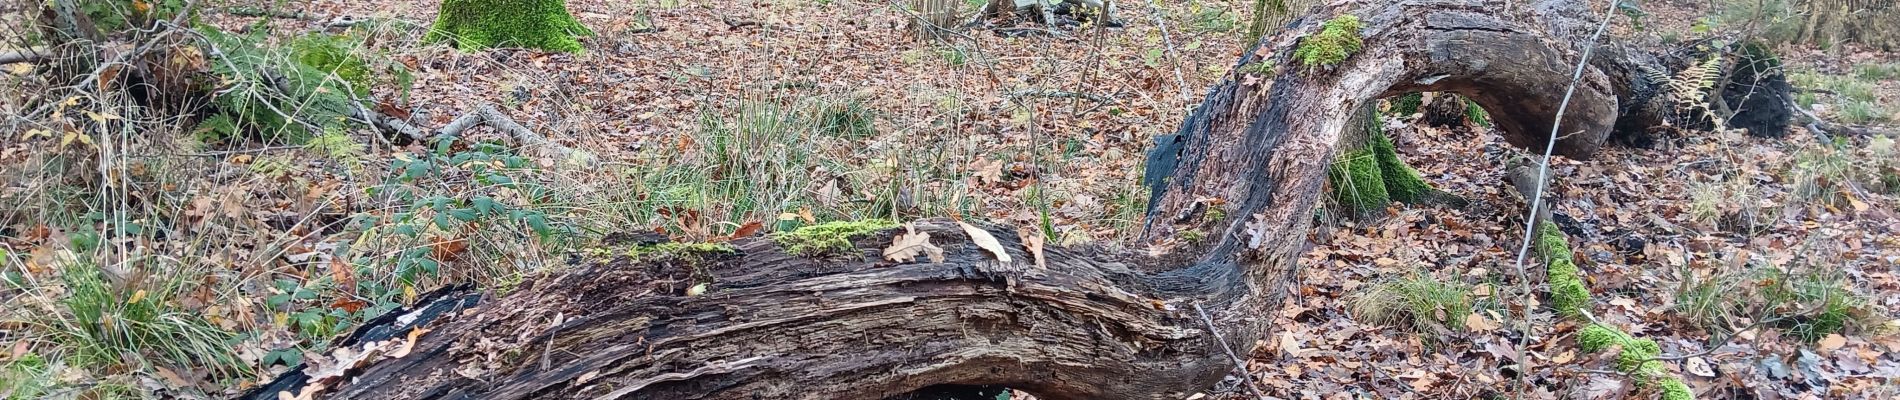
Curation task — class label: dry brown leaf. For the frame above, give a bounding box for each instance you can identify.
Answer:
[958,221,1011,263]
[1819,334,1848,352]
[730,221,764,239]
[385,327,432,359]
[1551,350,1576,364]
[1464,312,1499,332]
[277,381,324,400]
[883,224,944,263]
[1019,228,1046,268]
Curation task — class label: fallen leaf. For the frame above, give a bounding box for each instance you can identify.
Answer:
[1020,228,1046,268]
[1551,350,1576,364]
[958,221,1011,263]
[1686,356,1716,377]
[385,327,431,359]
[1819,333,1848,352]
[154,365,192,388]
[1464,312,1499,332]
[730,221,764,239]
[883,224,944,263]
[277,382,324,400]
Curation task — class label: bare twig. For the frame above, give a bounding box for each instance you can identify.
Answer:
[1139,0,1190,102]
[1194,302,1269,400]
[1008,88,1116,104]
[1508,0,1618,395]
[366,104,596,167]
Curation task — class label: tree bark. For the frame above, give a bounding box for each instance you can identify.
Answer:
[243,1,1709,399]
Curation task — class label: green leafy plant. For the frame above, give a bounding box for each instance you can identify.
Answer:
[195,27,365,143]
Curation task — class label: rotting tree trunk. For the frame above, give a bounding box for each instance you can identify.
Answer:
[244,1,1714,399]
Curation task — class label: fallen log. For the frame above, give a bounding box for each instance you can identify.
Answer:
[239,1,1774,399]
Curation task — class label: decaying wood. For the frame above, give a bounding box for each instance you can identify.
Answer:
[361,104,596,167]
[0,46,51,65]
[243,1,1743,399]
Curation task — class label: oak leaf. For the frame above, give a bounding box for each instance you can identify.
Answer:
[883,224,944,263]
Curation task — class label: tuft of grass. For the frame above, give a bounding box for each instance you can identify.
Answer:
[815,99,877,138]
[1853,62,1900,81]
[1669,259,1880,342]
[1462,99,1491,127]
[1790,145,1855,205]
[1351,270,1473,335]
[1760,269,1876,341]
[1838,101,1890,124]
[8,259,248,388]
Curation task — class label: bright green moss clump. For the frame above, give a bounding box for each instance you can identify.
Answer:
[1579,324,1675,384]
[1369,128,1435,203]
[1540,222,1592,316]
[426,0,595,53]
[1661,379,1694,400]
[1535,222,1574,261]
[1329,150,1390,214]
[1293,15,1364,69]
[1330,107,1452,215]
[770,219,898,256]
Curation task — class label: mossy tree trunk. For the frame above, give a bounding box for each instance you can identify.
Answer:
[241,1,1777,399]
[426,0,593,53]
[1326,104,1460,216]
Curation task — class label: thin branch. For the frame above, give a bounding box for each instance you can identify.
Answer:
[1508,0,1619,395]
[1194,302,1268,400]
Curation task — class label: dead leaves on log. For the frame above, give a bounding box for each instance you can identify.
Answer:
[958,221,1012,263]
[883,224,945,263]
[276,327,430,400]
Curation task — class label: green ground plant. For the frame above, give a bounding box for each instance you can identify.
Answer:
[1350,270,1474,335]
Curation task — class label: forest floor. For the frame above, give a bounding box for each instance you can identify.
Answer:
[2,0,1898,399]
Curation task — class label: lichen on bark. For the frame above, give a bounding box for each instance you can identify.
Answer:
[426,0,594,53]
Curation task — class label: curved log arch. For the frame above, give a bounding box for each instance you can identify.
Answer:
[246,1,1675,399]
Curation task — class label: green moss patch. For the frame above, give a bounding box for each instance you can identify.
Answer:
[1293,15,1364,69]
[770,219,898,256]
[426,0,595,53]
[1329,149,1390,214]
[1330,108,1456,216]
